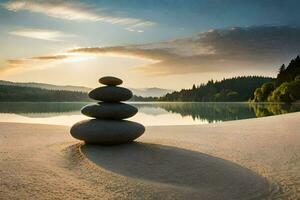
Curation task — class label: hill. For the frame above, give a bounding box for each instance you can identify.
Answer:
[0,85,90,102]
[160,76,274,102]
[0,80,91,92]
[0,80,171,97]
[0,84,163,102]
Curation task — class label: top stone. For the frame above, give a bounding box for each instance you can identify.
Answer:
[99,76,123,86]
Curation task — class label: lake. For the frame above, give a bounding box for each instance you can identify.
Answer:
[0,102,299,126]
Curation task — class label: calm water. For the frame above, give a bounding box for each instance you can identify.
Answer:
[0,102,299,126]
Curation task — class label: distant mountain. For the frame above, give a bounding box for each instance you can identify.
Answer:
[0,85,90,102]
[0,80,172,97]
[0,80,92,92]
[130,87,174,97]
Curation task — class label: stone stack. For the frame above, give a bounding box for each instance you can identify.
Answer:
[70,76,145,144]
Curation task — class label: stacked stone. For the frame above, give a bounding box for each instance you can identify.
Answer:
[70,76,145,144]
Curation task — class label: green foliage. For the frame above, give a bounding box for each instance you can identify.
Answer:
[253,87,263,102]
[261,82,275,95]
[214,90,239,101]
[252,56,300,103]
[268,82,290,102]
[252,82,275,102]
[276,55,300,86]
[160,76,273,102]
[268,81,300,102]
[0,85,90,102]
[130,95,158,101]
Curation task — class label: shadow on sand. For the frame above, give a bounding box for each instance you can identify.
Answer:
[80,142,270,197]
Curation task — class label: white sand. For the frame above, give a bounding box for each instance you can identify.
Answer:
[0,112,299,199]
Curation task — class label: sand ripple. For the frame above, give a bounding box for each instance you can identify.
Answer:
[1,112,299,199]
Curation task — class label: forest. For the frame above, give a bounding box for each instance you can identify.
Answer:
[0,85,90,102]
[159,76,273,102]
[252,56,300,103]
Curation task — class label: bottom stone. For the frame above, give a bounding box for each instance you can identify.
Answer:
[70,119,145,144]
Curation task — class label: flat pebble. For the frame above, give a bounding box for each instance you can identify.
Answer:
[70,119,145,144]
[81,103,137,120]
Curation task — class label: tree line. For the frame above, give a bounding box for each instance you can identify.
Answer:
[0,85,91,102]
[158,76,273,102]
[252,56,300,103]
[0,84,158,102]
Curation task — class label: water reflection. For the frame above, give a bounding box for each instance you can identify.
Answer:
[0,102,299,126]
[0,102,86,116]
[250,103,300,117]
[135,103,255,123]
[134,102,300,123]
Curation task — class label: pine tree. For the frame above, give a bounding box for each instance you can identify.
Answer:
[192,84,196,90]
[279,64,285,74]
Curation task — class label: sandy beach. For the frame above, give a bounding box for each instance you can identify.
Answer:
[0,112,299,199]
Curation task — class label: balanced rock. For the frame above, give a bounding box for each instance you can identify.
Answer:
[70,119,145,144]
[70,76,145,145]
[89,86,132,102]
[99,76,123,86]
[81,102,138,120]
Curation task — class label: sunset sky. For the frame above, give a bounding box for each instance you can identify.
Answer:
[0,0,300,89]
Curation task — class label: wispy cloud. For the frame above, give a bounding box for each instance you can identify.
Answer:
[2,54,67,73]
[2,59,29,73]
[69,46,177,61]
[4,25,300,75]
[30,55,69,60]
[3,0,155,31]
[6,54,70,67]
[68,25,300,75]
[9,28,71,41]
[7,59,24,65]
[3,53,90,73]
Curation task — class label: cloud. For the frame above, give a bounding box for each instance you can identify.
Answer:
[2,54,70,73]
[2,52,98,73]
[68,25,300,75]
[69,46,178,61]
[30,55,69,60]
[1,59,27,73]
[3,25,300,75]
[9,28,70,41]
[7,59,24,65]
[7,54,69,65]
[3,0,155,31]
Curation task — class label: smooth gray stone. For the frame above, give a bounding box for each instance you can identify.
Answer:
[70,119,145,144]
[81,103,138,119]
[89,86,132,102]
[99,76,123,86]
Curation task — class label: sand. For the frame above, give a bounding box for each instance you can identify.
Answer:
[0,112,299,199]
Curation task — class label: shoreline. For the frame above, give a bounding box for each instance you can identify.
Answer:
[1,112,299,199]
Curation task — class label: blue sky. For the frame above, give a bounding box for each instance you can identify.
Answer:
[0,0,300,89]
